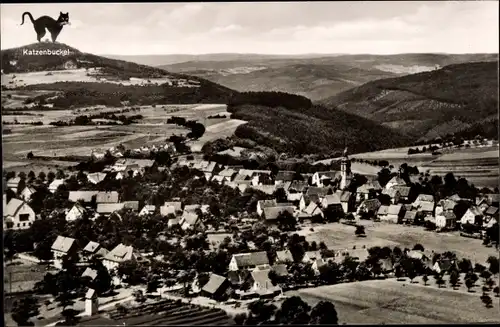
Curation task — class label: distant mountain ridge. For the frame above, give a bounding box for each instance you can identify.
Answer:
[156,53,498,101]
[320,61,499,141]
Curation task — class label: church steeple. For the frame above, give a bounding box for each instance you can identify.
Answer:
[340,147,351,190]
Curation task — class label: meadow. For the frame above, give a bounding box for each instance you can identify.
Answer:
[315,143,499,188]
[296,221,498,265]
[287,277,500,324]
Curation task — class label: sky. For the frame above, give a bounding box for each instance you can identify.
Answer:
[1,1,498,55]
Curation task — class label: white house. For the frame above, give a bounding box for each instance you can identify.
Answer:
[460,206,484,226]
[103,243,136,273]
[49,179,65,193]
[436,212,457,230]
[3,198,36,230]
[256,200,277,216]
[65,203,87,221]
[51,236,77,269]
[249,269,280,295]
[229,252,270,271]
[160,201,183,217]
[384,176,406,191]
[87,172,107,185]
[20,186,36,201]
[180,211,204,231]
[139,205,156,216]
[7,177,21,193]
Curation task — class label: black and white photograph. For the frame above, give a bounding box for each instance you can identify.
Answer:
[1,1,499,325]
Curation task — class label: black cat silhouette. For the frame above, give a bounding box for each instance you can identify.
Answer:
[21,12,70,43]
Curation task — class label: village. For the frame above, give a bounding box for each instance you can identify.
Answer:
[3,138,500,325]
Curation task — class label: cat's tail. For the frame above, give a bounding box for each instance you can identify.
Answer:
[21,12,35,25]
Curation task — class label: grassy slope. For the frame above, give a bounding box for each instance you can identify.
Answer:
[321,61,499,141]
[228,103,413,156]
[1,43,237,106]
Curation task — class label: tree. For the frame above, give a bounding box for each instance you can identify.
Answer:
[59,308,80,326]
[449,270,459,289]
[394,265,404,281]
[465,278,474,292]
[355,225,365,237]
[480,270,492,284]
[413,244,425,251]
[480,294,493,308]
[274,188,288,203]
[275,296,311,325]
[458,258,473,274]
[422,274,429,286]
[11,296,40,326]
[494,286,499,297]
[309,301,338,325]
[246,300,277,325]
[133,290,146,304]
[47,171,56,183]
[487,256,499,275]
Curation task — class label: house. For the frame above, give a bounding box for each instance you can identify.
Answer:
[68,191,99,203]
[377,205,389,221]
[184,204,209,214]
[478,199,490,213]
[250,185,277,195]
[432,259,458,274]
[51,236,77,269]
[82,241,109,260]
[66,203,87,221]
[385,176,406,190]
[289,181,308,193]
[257,200,277,216]
[249,269,280,296]
[416,201,435,218]
[227,270,251,288]
[436,211,457,230]
[435,199,457,216]
[20,186,36,201]
[302,251,323,263]
[485,206,499,219]
[96,191,119,204]
[312,258,327,275]
[229,252,270,271]
[263,206,296,221]
[460,206,484,226]
[336,190,355,212]
[312,171,340,187]
[403,210,418,225]
[49,179,65,193]
[167,217,181,228]
[357,199,382,217]
[287,193,306,210]
[103,244,136,272]
[7,177,21,192]
[3,198,36,230]
[298,202,324,220]
[87,172,107,185]
[307,187,332,200]
[275,171,296,185]
[321,193,344,214]
[218,168,237,182]
[180,211,204,231]
[160,201,183,216]
[139,205,156,216]
[200,273,232,301]
[382,188,401,204]
[382,204,405,224]
[275,250,294,264]
[81,267,98,281]
[393,186,412,202]
[414,194,434,206]
[271,264,289,278]
[356,183,377,202]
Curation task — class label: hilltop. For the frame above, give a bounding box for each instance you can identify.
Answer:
[320,61,499,141]
[1,43,237,106]
[226,92,413,156]
[158,53,498,101]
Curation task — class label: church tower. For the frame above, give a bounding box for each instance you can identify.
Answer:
[340,147,352,190]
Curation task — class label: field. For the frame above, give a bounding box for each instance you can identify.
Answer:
[2,91,243,167]
[4,258,58,294]
[1,69,178,89]
[287,277,500,324]
[315,143,499,188]
[296,221,498,265]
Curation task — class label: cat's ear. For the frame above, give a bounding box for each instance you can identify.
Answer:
[60,11,63,15]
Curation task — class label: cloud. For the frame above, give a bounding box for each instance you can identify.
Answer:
[211,24,243,34]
